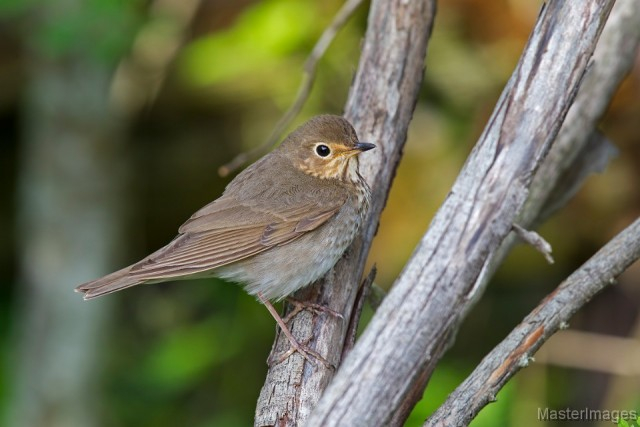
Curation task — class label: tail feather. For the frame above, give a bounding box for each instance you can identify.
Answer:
[75,266,146,300]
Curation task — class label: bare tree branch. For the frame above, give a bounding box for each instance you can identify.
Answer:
[424,2,640,423]
[425,217,640,426]
[307,1,615,425]
[512,224,554,264]
[254,0,437,425]
[342,266,377,358]
[459,0,639,348]
[523,0,640,227]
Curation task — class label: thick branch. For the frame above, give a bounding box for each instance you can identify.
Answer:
[254,0,436,425]
[307,1,615,426]
[523,0,640,226]
[424,2,640,423]
[425,217,640,426]
[464,0,640,326]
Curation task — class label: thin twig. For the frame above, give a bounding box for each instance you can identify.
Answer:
[367,282,386,311]
[110,0,201,117]
[425,217,640,427]
[342,266,377,358]
[218,0,365,177]
[512,223,554,264]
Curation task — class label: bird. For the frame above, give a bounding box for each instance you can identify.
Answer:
[75,114,375,366]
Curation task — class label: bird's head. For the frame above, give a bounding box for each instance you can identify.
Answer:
[281,115,375,182]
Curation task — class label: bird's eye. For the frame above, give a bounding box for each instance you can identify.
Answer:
[315,144,331,157]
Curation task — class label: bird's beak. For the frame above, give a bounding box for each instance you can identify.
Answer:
[354,142,376,152]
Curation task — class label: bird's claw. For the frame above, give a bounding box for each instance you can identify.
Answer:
[267,336,335,370]
[283,297,344,324]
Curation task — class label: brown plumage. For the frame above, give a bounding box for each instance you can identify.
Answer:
[75,115,374,303]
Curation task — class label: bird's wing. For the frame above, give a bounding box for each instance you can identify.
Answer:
[127,191,346,280]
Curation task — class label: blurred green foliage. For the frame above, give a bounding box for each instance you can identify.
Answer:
[103,281,274,427]
[28,0,142,63]
[0,0,36,16]
[181,0,316,86]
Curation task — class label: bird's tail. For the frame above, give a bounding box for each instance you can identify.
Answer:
[75,266,146,300]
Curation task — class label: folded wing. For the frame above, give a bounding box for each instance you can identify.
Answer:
[126,191,346,280]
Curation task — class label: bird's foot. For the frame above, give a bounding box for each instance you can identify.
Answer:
[282,297,344,324]
[259,293,335,369]
[267,336,335,370]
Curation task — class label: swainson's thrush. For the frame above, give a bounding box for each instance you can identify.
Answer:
[75,114,374,365]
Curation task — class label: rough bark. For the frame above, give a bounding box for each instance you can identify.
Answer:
[307,1,615,426]
[254,0,437,425]
[463,0,640,320]
[425,217,640,426]
[424,1,640,423]
[523,0,640,227]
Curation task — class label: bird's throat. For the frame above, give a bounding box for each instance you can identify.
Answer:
[298,156,361,182]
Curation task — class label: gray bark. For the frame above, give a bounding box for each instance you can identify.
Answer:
[307,1,615,426]
[254,0,437,425]
[425,217,640,426]
[425,1,640,423]
[523,0,640,227]
[464,0,640,323]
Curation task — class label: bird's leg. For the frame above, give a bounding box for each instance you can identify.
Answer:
[258,293,334,369]
[282,297,344,324]
[266,336,313,367]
